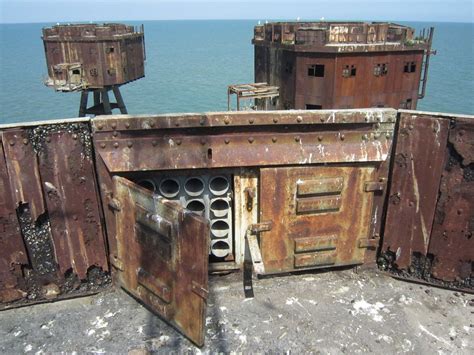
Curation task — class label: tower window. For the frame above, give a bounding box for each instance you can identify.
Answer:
[308,64,325,77]
[404,61,416,73]
[374,63,388,76]
[343,65,357,77]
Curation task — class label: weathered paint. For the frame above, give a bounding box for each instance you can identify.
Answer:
[113,176,209,346]
[381,111,473,289]
[42,24,145,91]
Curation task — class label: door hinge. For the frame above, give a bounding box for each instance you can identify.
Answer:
[191,281,209,300]
[358,236,380,250]
[109,254,124,270]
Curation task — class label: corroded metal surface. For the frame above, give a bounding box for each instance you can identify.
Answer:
[428,117,473,284]
[37,129,108,279]
[113,176,209,346]
[382,113,450,269]
[260,166,380,274]
[381,112,473,289]
[0,134,29,303]
[0,121,110,308]
[42,23,145,91]
[253,22,434,110]
[2,129,47,221]
[92,109,396,173]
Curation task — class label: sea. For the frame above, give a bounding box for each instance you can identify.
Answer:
[0,20,473,124]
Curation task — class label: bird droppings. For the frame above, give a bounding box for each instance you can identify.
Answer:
[0,269,473,353]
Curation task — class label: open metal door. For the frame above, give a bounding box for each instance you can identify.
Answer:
[111,176,209,346]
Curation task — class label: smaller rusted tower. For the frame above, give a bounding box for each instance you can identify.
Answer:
[42,23,145,117]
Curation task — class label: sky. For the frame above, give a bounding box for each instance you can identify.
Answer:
[0,0,473,24]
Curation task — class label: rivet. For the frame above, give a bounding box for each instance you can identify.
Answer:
[224,138,230,144]
[200,139,206,145]
[149,121,155,128]
[320,117,325,122]
[408,124,414,130]
[362,134,368,141]
[175,121,180,127]
[318,135,323,142]
[97,123,103,130]
[248,137,254,143]
[297,116,303,123]
[365,117,370,122]
[23,139,29,145]
[72,134,78,140]
[125,122,130,129]
[376,122,381,129]
[374,132,381,139]
[249,118,254,124]
[111,122,117,129]
[340,134,345,141]
[295,136,301,142]
[386,133,391,139]
[127,141,133,148]
[224,117,230,125]
[73,215,78,221]
[100,143,106,149]
[112,131,118,137]
[272,136,277,143]
[152,140,158,147]
[342,117,347,123]
[409,201,414,207]
[273,117,278,123]
[46,136,51,143]
[200,117,206,126]
[113,142,119,148]
[176,139,182,145]
[9,140,15,146]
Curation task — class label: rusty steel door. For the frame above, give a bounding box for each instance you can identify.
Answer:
[112,176,209,346]
[260,166,378,274]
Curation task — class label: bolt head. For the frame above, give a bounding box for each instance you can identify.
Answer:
[272,137,277,143]
[127,141,133,148]
[249,118,254,124]
[248,137,254,143]
[224,138,230,144]
[113,142,119,148]
[295,136,301,142]
[273,117,278,123]
[152,140,158,147]
[318,135,323,142]
[224,117,230,125]
[297,116,303,123]
[100,143,106,149]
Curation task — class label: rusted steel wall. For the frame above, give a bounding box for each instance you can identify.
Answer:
[380,111,473,289]
[92,109,396,275]
[0,121,109,308]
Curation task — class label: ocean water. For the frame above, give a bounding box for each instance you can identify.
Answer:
[0,20,472,124]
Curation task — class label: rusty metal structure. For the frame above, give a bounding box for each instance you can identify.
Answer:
[227,83,279,111]
[253,22,435,110]
[0,108,472,346]
[42,23,145,116]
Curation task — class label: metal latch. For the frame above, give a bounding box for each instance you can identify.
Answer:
[364,179,387,192]
[245,221,272,275]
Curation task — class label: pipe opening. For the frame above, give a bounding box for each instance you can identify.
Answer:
[159,178,180,198]
[184,177,205,196]
[211,220,229,238]
[210,199,230,217]
[137,179,156,192]
[211,240,230,258]
[186,200,206,215]
[209,176,229,196]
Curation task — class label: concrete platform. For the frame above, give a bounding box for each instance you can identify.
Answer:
[1,269,472,354]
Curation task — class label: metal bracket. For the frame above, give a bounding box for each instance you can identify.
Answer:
[364,179,386,192]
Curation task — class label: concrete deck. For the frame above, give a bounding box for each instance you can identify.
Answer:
[1,269,472,354]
